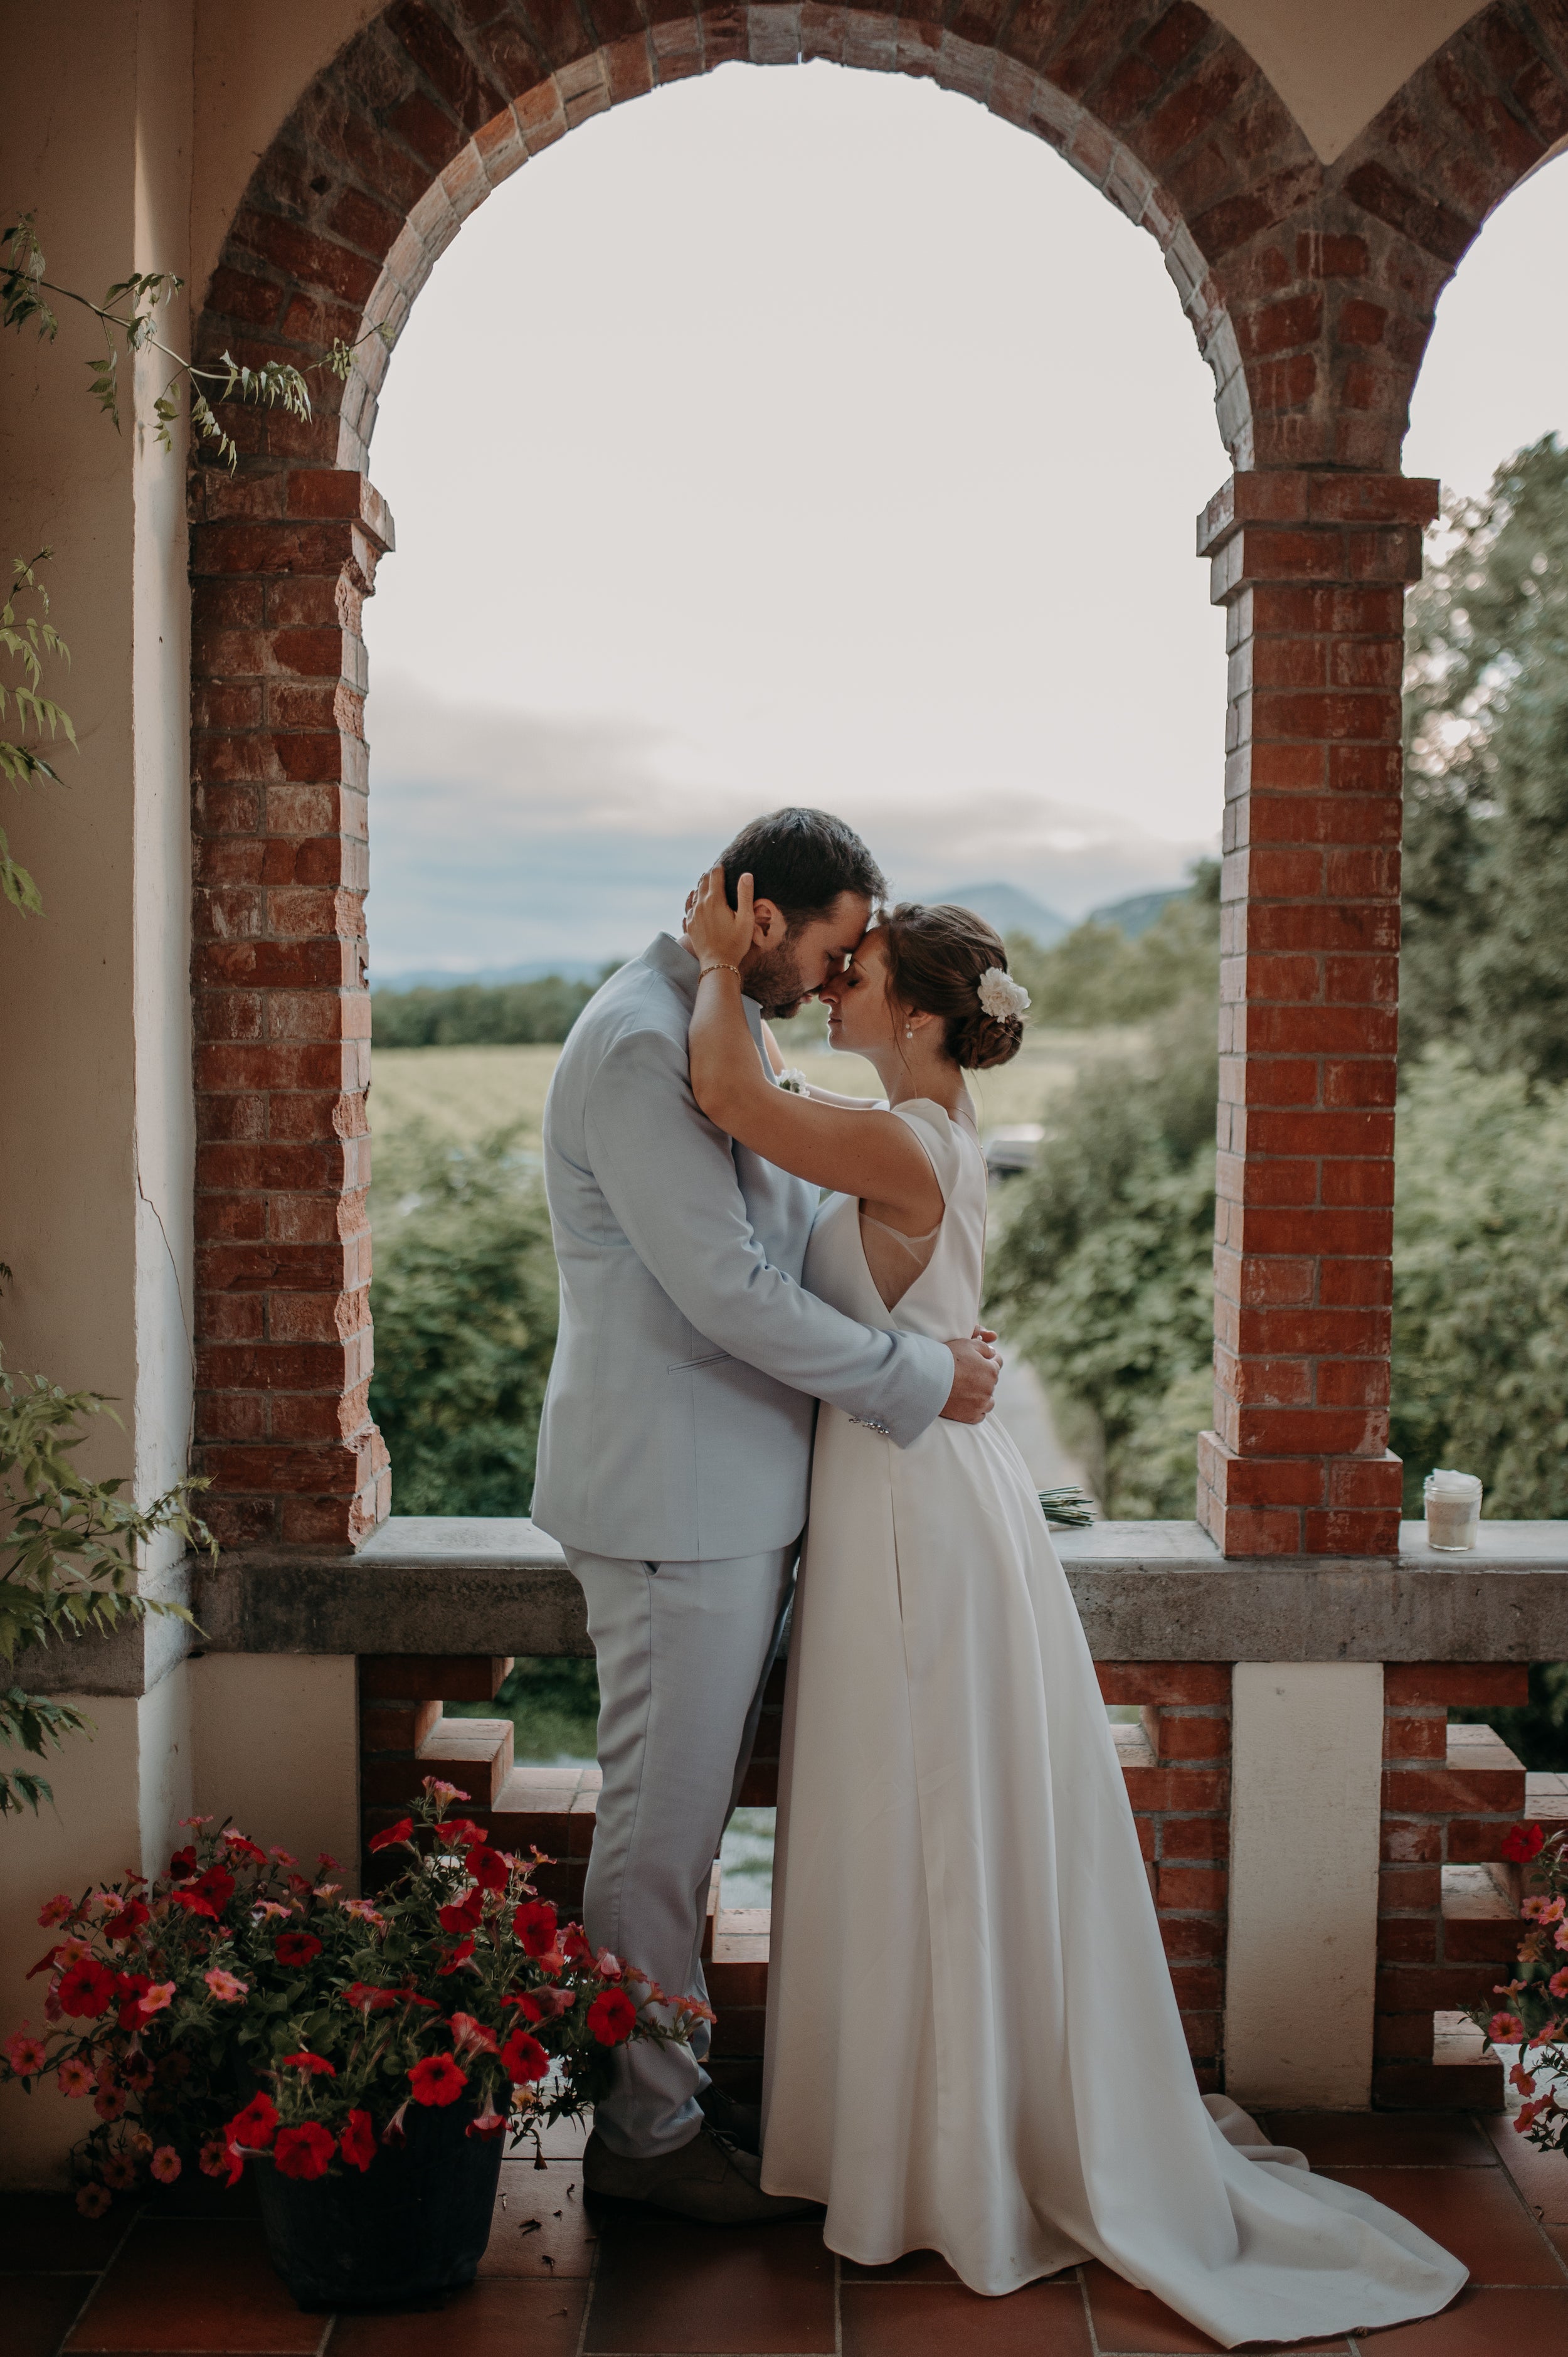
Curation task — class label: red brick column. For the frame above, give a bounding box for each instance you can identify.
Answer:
[1099,1663,1231,2091]
[1196,472,1439,1558]
[191,467,395,1551]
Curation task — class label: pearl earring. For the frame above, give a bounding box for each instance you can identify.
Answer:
[904,1023,914,1040]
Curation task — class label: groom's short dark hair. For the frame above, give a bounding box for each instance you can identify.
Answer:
[719,808,886,927]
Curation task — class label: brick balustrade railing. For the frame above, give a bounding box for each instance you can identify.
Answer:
[355,1638,1549,2107]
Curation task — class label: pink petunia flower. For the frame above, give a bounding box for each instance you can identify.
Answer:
[422,1778,470,1803]
[1489,2011,1527,2045]
[150,2147,181,2184]
[4,2028,47,2076]
[56,2056,95,2097]
[75,2184,111,2218]
[138,1982,176,2019]
[37,1895,75,1929]
[448,2012,499,2058]
[203,1968,249,2003]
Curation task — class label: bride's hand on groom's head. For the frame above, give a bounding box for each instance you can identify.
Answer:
[687,861,755,969]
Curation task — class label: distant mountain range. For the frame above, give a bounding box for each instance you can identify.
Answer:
[932,879,1187,945]
[373,881,1190,990]
[1086,886,1186,939]
[930,881,1070,945]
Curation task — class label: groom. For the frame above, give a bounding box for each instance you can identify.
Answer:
[531,807,1000,2221]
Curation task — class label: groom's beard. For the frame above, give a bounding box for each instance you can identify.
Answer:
[744,939,813,1020]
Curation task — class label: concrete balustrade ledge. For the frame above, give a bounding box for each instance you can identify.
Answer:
[20,1519,1568,1698]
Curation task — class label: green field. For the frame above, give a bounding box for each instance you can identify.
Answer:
[368,1026,1143,1154]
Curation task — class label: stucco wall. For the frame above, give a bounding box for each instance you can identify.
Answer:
[0,1655,358,2188]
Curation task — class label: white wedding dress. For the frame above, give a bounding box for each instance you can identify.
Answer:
[759,1095,1465,2347]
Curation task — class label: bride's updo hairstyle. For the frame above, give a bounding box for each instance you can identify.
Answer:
[877,903,1026,1071]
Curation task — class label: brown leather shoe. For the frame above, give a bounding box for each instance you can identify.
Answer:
[581,2125,820,2223]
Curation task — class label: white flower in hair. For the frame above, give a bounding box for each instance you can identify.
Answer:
[977,967,1030,1021]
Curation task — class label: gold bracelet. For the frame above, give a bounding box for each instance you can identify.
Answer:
[699,961,743,981]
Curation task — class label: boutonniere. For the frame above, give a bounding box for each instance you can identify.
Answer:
[776,1067,807,1095]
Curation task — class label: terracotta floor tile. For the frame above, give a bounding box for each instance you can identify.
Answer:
[1348,2284,1568,2350]
[1481,2113,1568,2225]
[840,2247,961,2282]
[840,2277,1093,2355]
[8,2275,100,2357]
[585,2218,834,2353]
[139,2181,259,2223]
[480,2163,597,2278]
[1321,2168,1561,2286]
[331,2280,586,2357]
[63,2223,324,2353]
[1261,2115,1495,2170]
[0,2194,138,2272]
[528,2113,592,2164]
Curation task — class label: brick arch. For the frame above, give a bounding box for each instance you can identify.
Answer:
[188,0,1568,1558]
[199,2,1293,481]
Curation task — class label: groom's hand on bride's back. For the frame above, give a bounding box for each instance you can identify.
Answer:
[940,1329,1002,1423]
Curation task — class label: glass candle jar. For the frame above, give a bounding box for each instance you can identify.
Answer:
[1424,1470,1483,1551]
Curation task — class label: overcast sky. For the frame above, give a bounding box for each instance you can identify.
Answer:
[363,65,1568,977]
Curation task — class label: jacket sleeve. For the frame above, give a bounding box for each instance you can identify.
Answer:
[581,1023,953,1448]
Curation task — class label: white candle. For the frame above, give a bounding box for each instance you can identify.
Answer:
[1424,1469,1482,1551]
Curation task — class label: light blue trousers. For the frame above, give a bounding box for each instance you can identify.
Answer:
[563,1543,796,2157]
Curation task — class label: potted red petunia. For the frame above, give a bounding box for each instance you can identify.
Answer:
[2,1779,707,2306]
[1470,1820,1568,2155]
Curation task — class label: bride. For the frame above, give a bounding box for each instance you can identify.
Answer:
[681,867,1465,2349]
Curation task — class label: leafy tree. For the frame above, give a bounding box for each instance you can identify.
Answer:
[985,990,1217,1515]
[372,974,599,1048]
[1402,435,1568,1080]
[1004,861,1219,1028]
[368,1124,559,1516]
[1391,1048,1568,1518]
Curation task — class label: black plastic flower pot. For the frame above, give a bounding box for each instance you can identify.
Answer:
[250,2102,506,2309]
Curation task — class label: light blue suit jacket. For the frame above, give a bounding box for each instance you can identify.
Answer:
[531,933,953,1560]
